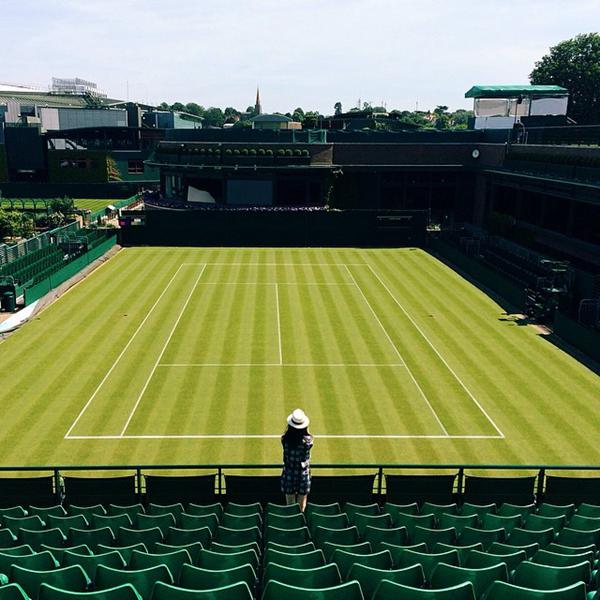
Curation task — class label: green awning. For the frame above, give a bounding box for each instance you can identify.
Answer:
[465,85,568,99]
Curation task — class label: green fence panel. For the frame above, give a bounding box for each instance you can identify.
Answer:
[554,312,600,363]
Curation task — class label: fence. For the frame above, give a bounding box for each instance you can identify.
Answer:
[88,194,142,224]
[0,221,80,267]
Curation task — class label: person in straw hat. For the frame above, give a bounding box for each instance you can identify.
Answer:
[281,408,314,511]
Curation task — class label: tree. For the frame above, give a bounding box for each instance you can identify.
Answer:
[170,102,186,112]
[203,107,225,128]
[50,196,74,214]
[334,102,342,115]
[158,102,170,110]
[530,33,600,124]
[433,105,450,130]
[184,103,204,116]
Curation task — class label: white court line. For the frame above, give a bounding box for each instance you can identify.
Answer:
[119,264,207,436]
[193,282,355,285]
[157,363,406,367]
[364,263,505,438]
[66,434,504,440]
[275,284,283,365]
[344,265,449,437]
[64,262,192,439]
[181,262,368,266]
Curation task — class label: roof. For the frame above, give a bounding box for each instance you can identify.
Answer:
[250,113,292,123]
[465,85,568,99]
[0,91,91,108]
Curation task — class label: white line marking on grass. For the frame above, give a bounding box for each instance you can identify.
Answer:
[64,262,193,439]
[181,262,368,266]
[67,433,503,440]
[275,284,283,365]
[119,264,207,437]
[157,363,406,367]
[364,263,505,439]
[193,282,355,285]
[344,264,449,437]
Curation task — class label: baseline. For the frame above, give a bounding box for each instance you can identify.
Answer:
[66,433,503,440]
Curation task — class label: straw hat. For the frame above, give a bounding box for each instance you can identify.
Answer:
[287,408,310,429]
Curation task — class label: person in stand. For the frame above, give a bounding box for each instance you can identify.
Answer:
[281,408,313,512]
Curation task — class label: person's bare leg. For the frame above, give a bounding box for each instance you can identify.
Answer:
[298,494,308,512]
[285,494,297,506]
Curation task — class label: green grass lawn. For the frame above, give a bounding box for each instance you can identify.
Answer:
[0,247,598,468]
[0,199,122,211]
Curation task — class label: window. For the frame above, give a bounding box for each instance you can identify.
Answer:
[128,160,144,174]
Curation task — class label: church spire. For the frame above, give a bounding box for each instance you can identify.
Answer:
[255,86,262,115]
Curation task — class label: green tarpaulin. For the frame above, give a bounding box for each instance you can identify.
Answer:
[465,85,568,98]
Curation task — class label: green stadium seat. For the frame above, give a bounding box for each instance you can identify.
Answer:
[524,514,566,532]
[0,508,28,518]
[393,513,436,537]
[460,504,496,521]
[354,514,392,537]
[187,504,223,521]
[567,515,600,532]
[422,503,458,520]
[10,564,90,599]
[262,580,363,600]
[96,565,173,600]
[215,526,260,547]
[465,548,525,571]
[264,526,309,546]
[263,562,340,588]
[498,504,536,519]
[379,542,426,565]
[263,548,325,569]
[483,581,586,600]
[363,526,408,549]
[19,528,66,551]
[538,504,576,520]
[117,528,163,551]
[556,528,600,548]
[166,527,211,548]
[546,543,596,556]
[513,560,591,589]
[97,544,148,564]
[89,514,132,534]
[308,513,349,534]
[180,514,219,535]
[509,527,554,548]
[265,513,305,530]
[488,541,539,559]
[68,528,114,551]
[129,549,192,582]
[151,581,252,600]
[481,514,521,533]
[348,563,424,600]
[305,504,342,517]
[108,505,145,521]
[147,504,185,521]
[313,526,359,549]
[0,545,35,557]
[0,584,29,600]
[344,503,379,523]
[224,504,261,517]
[154,543,203,565]
[220,514,261,531]
[459,527,505,550]
[433,544,483,567]
[47,515,89,537]
[197,549,258,572]
[0,529,17,547]
[136,514,176,537]
[28,507,67,520]
[413,526,456,548]
[210,542,260,557]
[394,548,460,581]
[331,549,392,579]
[266,504,302,517]
[63,550,126,580]
[0,550,58,575]
[372,580,475,600]
[531,548,595,568]
[323,542,372,562]
[3,515,45,535]
[575,504,600,519]
[430,563,508,600]
[68,506,107,520]
[438,515,479,536]
[40,546,93,563]
[180,563,256,590]
[39,583,141,600]
[265,541,315,554]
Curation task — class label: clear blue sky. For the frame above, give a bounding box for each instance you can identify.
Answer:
[3,0,598,114]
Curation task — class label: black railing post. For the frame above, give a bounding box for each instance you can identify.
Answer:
[457,467,465,502]
[136,468,143,504]
[54,468,61,504]
[536,468,545,505]
[377,467,384,500]
[218,467,223,499]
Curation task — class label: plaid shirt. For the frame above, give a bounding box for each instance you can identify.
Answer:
[281,436,313,495]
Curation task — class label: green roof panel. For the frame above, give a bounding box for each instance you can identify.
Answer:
[465,85,568,98]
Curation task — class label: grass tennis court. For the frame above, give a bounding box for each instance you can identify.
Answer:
[0,198,122,211]
[1,247,599,467]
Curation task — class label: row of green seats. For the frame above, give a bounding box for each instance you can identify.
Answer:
[0,246,58,277]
